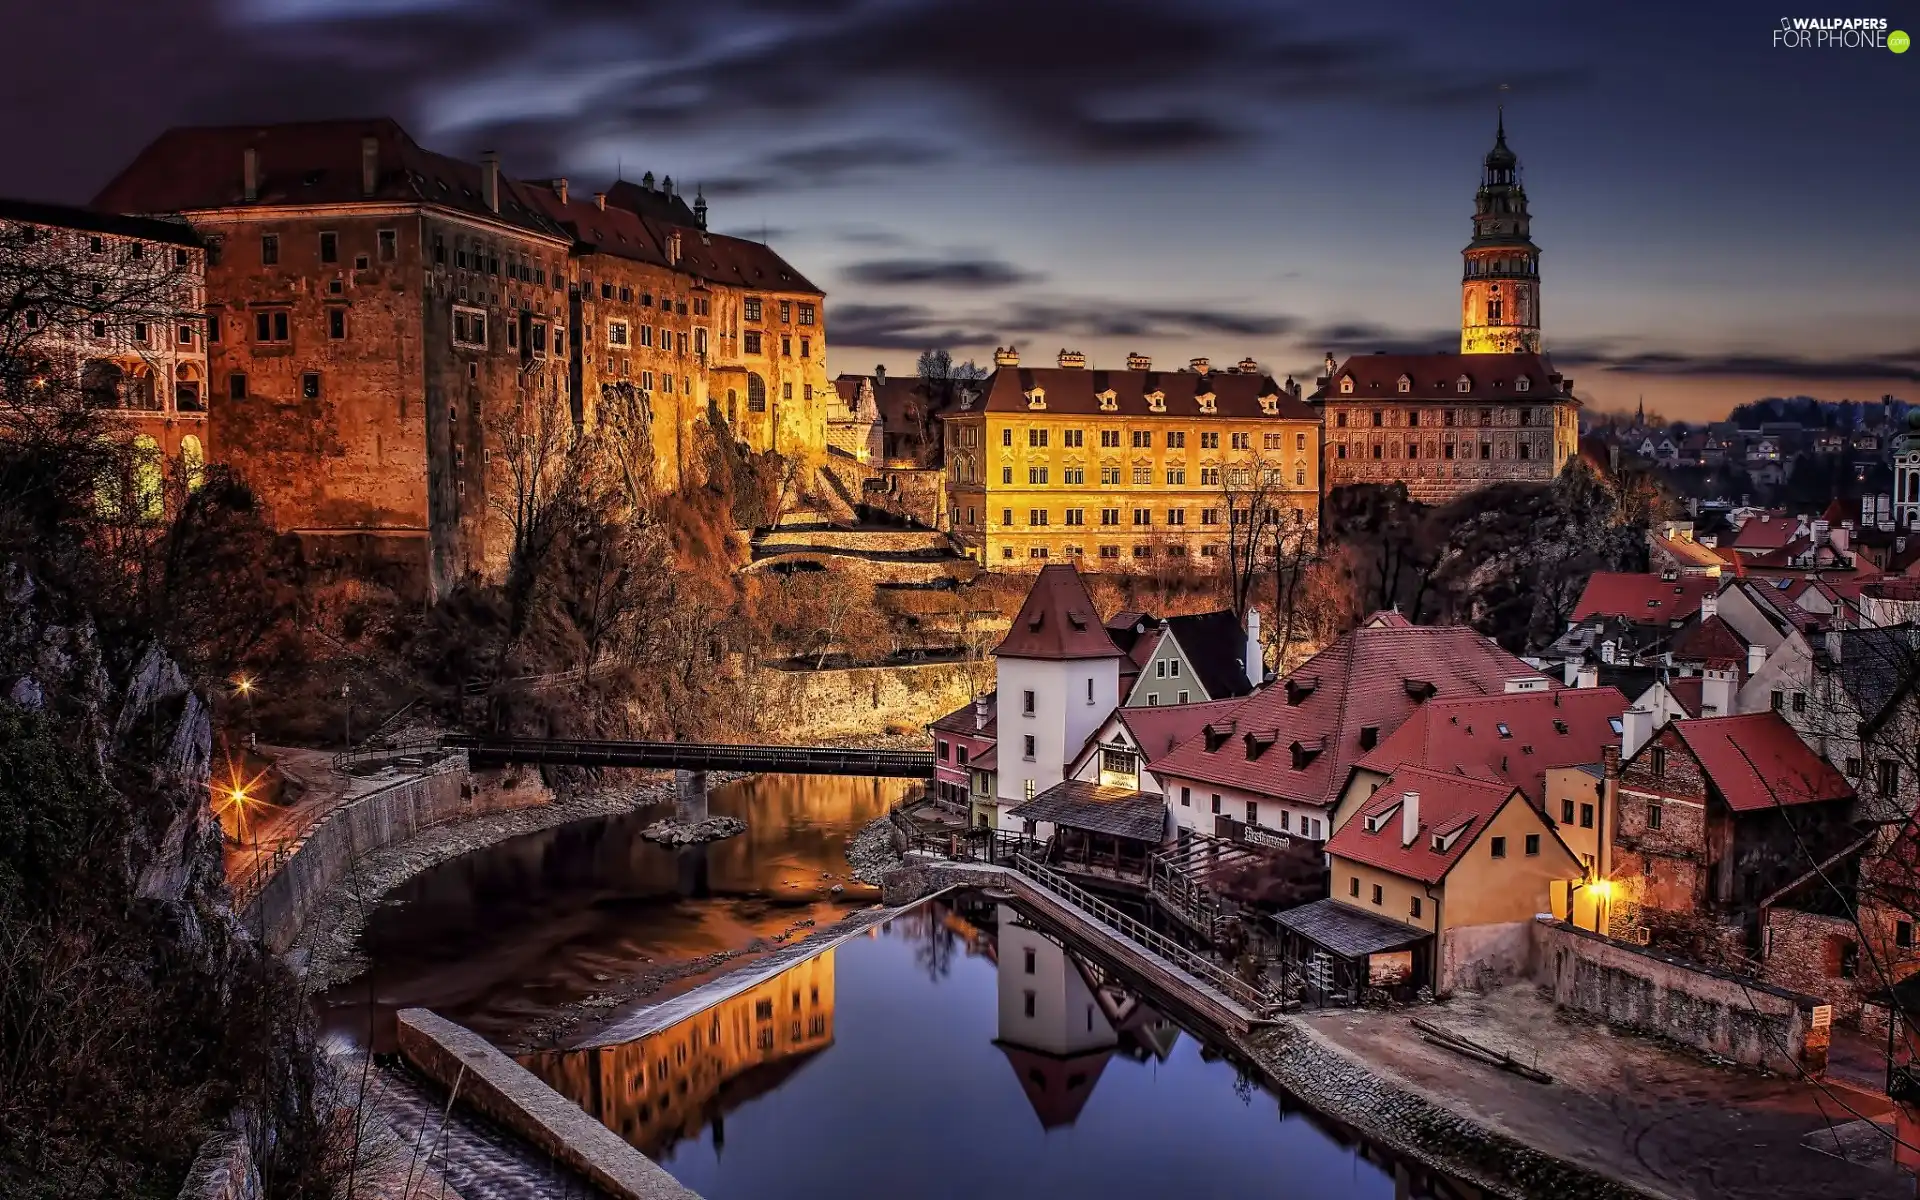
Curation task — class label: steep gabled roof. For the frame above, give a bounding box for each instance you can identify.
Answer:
[1355,687,1628,808]
[1150,623,1554,809]
[994,565,1124,660]
[1570,572,1719,626]
[1325,766,1535,885]
[1727,513,1801,553]
[1666,712,1853,813]
[1113,699,1244,768]
[1163,610,1254,698]
[1670,616,1750,667]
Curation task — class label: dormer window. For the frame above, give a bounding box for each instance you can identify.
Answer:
[1456,375,1472,394]
[1026,388,1046,410]
[1515,375,1531,393]
[1358,725,1379,751]
[1397,374,1411,395]
[1364,801,1402,834]
[1145,390,1166,413]
[1097,389,1118,412]
[1258,394,1279,415]
[1339,376,1354,395]
[1195,391,1216,414]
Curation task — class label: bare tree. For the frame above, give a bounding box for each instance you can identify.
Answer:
[1219,450,1285,619]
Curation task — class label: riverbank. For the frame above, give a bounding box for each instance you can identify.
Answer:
[290,731,928,994]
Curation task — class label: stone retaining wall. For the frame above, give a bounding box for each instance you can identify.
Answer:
[757,659,984,739]
[1533,917,1829,1073]
[396,1008,701,1200]
[244,760,549,953]
[174,1132,259,1200]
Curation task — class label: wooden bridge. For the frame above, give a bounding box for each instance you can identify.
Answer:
[438,735,936,778]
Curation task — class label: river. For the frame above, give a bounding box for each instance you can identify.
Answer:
[318,772,1456,1198]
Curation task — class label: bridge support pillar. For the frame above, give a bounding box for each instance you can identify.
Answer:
[674,769,709,824]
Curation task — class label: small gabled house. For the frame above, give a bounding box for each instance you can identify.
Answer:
[1104,609,1262,708]
[1296,766,1581,995]
[1611,712,1858,928]
[929,692,996,818]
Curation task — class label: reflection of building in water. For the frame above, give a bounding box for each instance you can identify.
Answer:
[522,948,836,1157]
[993,905,1180,1128]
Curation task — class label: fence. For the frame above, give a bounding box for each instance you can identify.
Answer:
[1009,853,1280,1016]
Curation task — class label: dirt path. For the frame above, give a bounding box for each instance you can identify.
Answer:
[1301,986,1908,1200]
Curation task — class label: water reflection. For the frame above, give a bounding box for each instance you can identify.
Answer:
[527,897,1471,1200]
[524,951,838,1158]
[317,773,908,1047]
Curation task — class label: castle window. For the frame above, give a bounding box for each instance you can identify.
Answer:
[228,373,247,400]
[1339,376,1353,394]
[301,372,321,399]
[319,232,338,264]
[1487,296,1503,322]
[606,319,629,347]
[1515,375,1531,393]
[260,234,279,265]
[253,310,290,343]
[1456,376,1472,393]
[327,308,347,340]
[1397,375,1411,394]
[744,331,762,354]
[1335,412,1347,428]
[378,230,397,262]
[1371,410,1382,427]
[747,374,767,413]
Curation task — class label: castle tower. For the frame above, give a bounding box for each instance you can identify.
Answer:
[1895,409,1920,530]
[1460,113,1542,354]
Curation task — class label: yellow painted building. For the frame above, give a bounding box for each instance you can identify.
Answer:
[1323,766,1582,993]
[942,350,1321,569]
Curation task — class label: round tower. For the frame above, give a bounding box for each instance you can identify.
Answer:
[1460,113,1542,354]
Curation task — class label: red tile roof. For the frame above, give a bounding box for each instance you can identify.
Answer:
[1151,623,1554,809]
[1670,616,1750,667]
[1570,573,1719,625]
[1666,712,1854,813]
[1325,766,1529,885]
[1652,534,1730,571]
[956,367,1317,422]
[1115,700,1245,768]
[93,118,571,243]
[994,565,1125,660]
[1728,513,1801,553]
[929,692,996,738]
[1665,676,1706,718]
[1310,352,1576,403]
[1355,687,1628,808]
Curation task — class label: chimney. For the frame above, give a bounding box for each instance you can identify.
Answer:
[1746,642,1767,678]
[1244,608,1263,686]
[994,345,1020,368]
[662,175,675,197]
[1126,352,1152,371]
[1575,663,1599,689]
[1700,667,1737,718]
[1700,590,1718,621]
[594,192,607,211]
[1401,790,1420,848]
[1237,356,1260,374]
[974,695,989,731]
[1058,348,1087,369]
[360,136,379,198]
[1825,628,1843,663]
[666,230,682,265]
[1602,743,1621,785]
[1188,357,1210,374]
[1285,375,1302,399]
[552,178,569,205]
[480,151,500,213]
[874,363,887,387]
[1622,706,1654,757]
[242,147,259,203]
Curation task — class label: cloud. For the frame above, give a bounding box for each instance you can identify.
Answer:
[703,136,946,197]
[843,257,1042,288]
[1301,320,1459,355]
[828,303,1001,352]
[996,300,1297,341]
[1552,344,1920,384]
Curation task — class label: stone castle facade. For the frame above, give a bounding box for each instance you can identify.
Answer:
[1313,117,1580,505]
[92,119,830,597]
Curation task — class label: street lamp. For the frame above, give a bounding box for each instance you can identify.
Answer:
[232,675,257,749]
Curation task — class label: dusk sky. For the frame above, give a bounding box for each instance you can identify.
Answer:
[9,0,1916,420]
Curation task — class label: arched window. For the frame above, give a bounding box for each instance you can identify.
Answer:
[1487,294,1503,323]
[1396,375,1411,394]
[747,374,767,413]
[180,434,206,493]
[132,434,163,520]
[82,359,124,408]
[175,364,205,413]
[1339,376,1353,395]
[125,366,158,411]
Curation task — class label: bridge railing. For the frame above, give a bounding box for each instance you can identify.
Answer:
[442,735,935,778]
[1009,853,1279,1017]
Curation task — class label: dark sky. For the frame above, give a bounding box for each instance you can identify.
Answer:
[10,0,1916,419]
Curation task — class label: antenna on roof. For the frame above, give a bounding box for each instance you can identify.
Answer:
[616,155,623,182]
